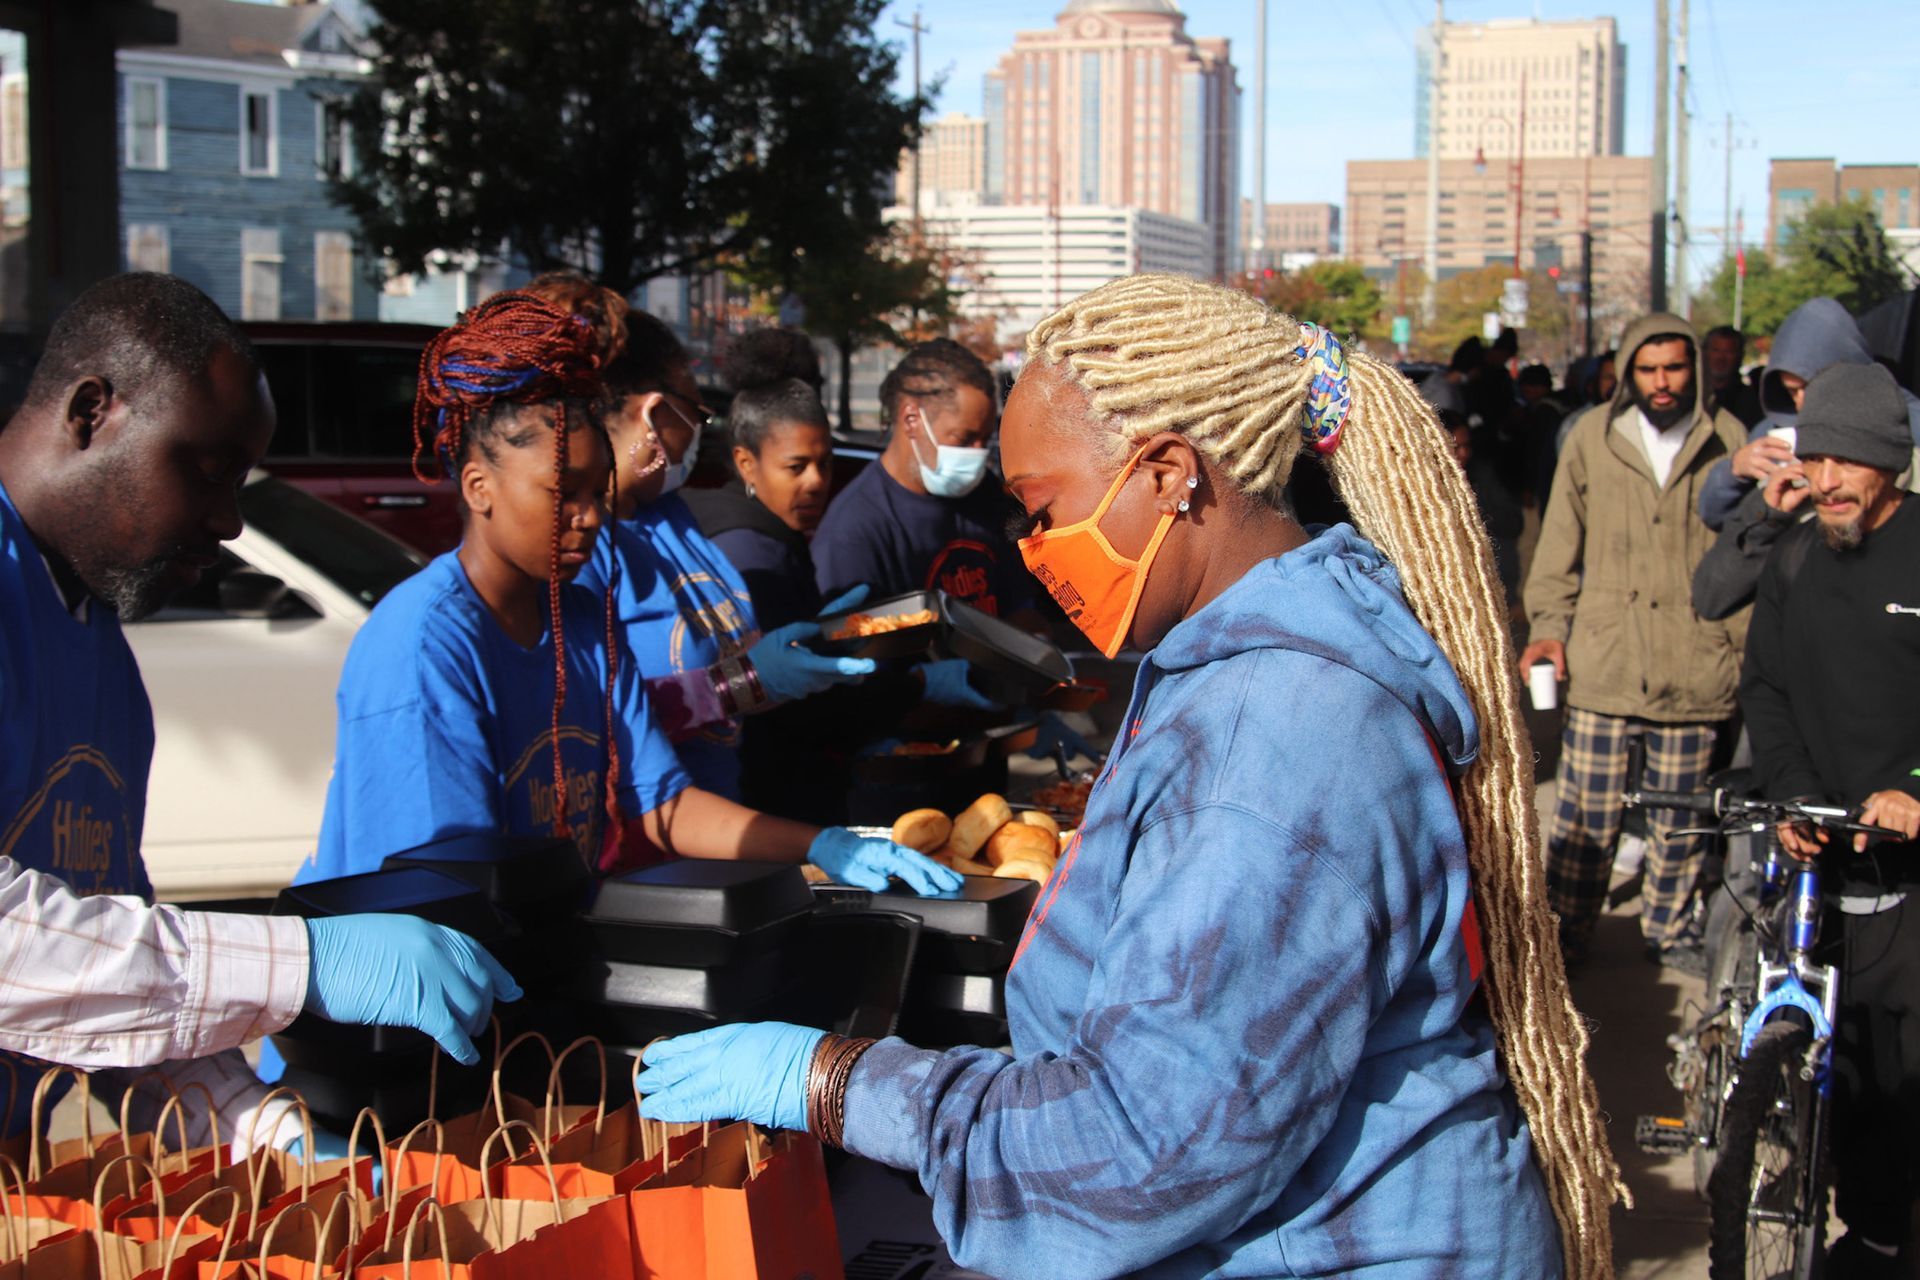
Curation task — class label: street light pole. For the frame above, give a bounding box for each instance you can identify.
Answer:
[1674,0,1690,318]
[1512,69,1526,280]
[1651,0,1669,311]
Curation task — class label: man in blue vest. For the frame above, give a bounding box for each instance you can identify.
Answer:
[0,273,517,1157]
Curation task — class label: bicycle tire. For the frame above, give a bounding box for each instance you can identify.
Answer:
[1708,1020,1829,1280]
[1692,901,1756,1198]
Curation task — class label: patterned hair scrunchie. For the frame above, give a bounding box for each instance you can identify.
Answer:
[1294,321,1352,455]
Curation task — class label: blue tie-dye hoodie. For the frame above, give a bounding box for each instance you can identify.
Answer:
[842,526,1561,1279]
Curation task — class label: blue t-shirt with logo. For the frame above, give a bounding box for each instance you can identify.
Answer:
[811,463,1032,618]
[301,552,691,883]
[573,494,758,800]
[0,478,154,1135]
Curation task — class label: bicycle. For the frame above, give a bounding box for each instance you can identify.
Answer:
[1627,785,1897,1280]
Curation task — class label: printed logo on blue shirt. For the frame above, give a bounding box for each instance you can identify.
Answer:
[504,727,606,856]
[0,744,139,896]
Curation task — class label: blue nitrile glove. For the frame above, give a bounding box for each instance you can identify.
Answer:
[816,585,870,616]
[302,916,523,1066]
[748,623,876,703]
[807,827,963,896]
[288,1126,352,1162]
[634,1022,825,1130]
[916,659,996,710]
[1026,711,1097,765]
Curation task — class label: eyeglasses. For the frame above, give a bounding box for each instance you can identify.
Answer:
[662,391,714,432]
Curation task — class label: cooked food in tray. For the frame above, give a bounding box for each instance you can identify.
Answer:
[825,608,938,641]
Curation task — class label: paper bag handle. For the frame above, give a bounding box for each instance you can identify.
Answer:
[541,1037,607,1141]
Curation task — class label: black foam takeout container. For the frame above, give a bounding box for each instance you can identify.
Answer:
[567,947,801,1044]
[812,876,1038,975]
[934,596,1075,699]
[584,859,813,967]
[382,832,593,929]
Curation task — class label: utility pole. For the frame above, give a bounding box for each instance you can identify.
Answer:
[1582,154,1594,359]
[894,8,929,232]
[1674,0,1690,318]
[1422,0,1443,327]
[1250,0,1267,275]
[1511,69,1527,280]
[1651,0,1669,312]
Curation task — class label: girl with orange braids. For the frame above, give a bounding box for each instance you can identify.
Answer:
[297,292,956,899]
[638,277,1624,1278]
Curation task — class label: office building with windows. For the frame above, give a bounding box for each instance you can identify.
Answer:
[1416,17,1625,162]
[117,0,377,322]
[1768,157,1920,253]
[895,112,990,211]
[982,0,1239,278]
[1239,200,1340,273]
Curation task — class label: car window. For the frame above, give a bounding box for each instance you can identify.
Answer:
[310,345,424,459]
[239,475,427,607]
[256,344,314,458]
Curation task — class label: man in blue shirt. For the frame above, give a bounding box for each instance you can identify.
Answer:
[0,273,514,1153]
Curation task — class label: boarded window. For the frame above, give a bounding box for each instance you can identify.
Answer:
[241,227,282,320]
[314,231,353,321]
[126,223,169,273]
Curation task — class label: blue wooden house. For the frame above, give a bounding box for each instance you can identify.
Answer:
[117,0,378,322]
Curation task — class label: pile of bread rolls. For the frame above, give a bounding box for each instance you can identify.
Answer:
[891,794,1064,884]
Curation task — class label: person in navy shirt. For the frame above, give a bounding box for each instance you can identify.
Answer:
[812,340,1038,626]
[0,274,515,1146]
[302,291,956,900]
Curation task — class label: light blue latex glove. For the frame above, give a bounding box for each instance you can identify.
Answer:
[916,658,996,710]
[634,1022,826,1130]
[749,623,876,703]
[302,916,522,1066]
[1026,711,1098,765]
[807,827,963,896]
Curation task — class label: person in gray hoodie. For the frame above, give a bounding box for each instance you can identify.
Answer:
[1697,297,1920,530]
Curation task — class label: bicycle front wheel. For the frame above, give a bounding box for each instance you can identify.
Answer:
[1707,1020,1829,1280]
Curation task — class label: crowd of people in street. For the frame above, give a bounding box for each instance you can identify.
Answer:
[0,265,1914,1276]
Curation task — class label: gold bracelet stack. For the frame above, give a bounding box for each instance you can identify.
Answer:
[804,1034,878,1149]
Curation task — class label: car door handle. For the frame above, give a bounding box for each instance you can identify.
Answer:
[362,494,428,509]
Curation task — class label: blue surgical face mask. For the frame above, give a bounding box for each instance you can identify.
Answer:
[909,415,989,499]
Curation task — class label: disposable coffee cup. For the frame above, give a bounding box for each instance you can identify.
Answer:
[1528,662,1559,711]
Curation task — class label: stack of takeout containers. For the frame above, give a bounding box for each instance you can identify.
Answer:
[813,877,1037,1049]
[572,860,819,1058]
[268,833,592,1129]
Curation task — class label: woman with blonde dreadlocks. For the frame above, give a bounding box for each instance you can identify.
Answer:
[636,275,1625,1279]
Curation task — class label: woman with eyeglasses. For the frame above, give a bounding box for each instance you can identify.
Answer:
[522,275,881,816]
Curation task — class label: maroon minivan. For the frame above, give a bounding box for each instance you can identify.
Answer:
[247,322,463,554]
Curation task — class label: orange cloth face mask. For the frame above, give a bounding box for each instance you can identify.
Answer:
[1017,444,1177,658]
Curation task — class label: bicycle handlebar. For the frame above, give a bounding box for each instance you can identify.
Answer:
[1623,788,1899,840]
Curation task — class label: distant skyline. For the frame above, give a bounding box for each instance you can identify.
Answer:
[878,0,1920,295]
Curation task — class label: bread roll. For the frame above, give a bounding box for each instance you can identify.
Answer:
[941,849,996,877]
[985,821,1058,868]
[949,793,1013,858]
[1016,809,1061,840]
[992,858,1054,884]
[891,808,952,854]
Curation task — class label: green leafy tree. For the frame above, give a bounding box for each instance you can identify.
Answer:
[331,0,921,296]
[781,227,959,431]
[1242,261,1385,340]
[1692,199,1910,339]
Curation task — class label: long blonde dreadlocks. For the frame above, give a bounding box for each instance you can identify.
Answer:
[1025,273,1628,1280]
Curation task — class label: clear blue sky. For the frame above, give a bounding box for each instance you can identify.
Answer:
[877,0,1920,289]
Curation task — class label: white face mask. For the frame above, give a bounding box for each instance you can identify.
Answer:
[909,415,989,498]
[657,405,704,497]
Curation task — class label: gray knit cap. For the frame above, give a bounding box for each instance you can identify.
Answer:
[1794,362,1912,472]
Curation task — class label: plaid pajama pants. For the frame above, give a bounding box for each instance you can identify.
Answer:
[1546,707,1719,948]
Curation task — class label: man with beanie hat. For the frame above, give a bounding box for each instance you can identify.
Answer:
[1522,313,1748,972]
[1741,360,1920,1277]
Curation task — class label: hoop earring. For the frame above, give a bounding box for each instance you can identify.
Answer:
[628,426,666,481]
[744,481,757,500]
